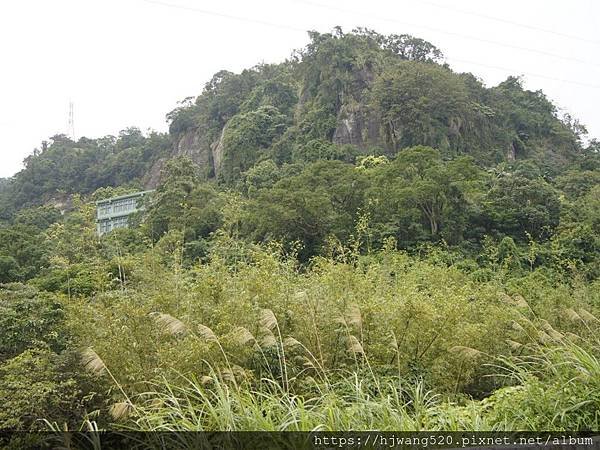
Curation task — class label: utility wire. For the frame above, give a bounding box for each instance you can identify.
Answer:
[416,0,600,45]
[141,0,307,32]
[446,57,600,89]
[139,0,600,89]
[292,0,600,69]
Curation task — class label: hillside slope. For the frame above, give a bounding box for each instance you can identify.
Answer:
[0,28,590,216]
[164,28,584,184]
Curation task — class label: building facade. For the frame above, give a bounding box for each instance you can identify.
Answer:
[96,190,153,235]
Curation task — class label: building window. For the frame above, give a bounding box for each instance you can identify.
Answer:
[99,220,111,234]
[112,197,138,214]
[96,191,152,235]
[112,216,129,229]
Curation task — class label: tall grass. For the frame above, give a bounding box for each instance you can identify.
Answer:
[74,318,599,432]
[62,243,600,432]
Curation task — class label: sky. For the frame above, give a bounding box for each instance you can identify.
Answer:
[0,0,599,177]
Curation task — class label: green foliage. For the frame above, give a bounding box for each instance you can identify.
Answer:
[365,146,482,246]
[0,129,169,212]
[145,157,224,249]
[219,106,288,184]
[47,238,599,432]
[0,256,21,283]
[0,349,101,430]
[0,206,62,282]
[243,160,367,260]
[0,284,104,431]
[0,27,599,434]
[0,284,68,360]
[292,140,359,164]
[243,159,281,195]
[373,62,476,154]
[481,165,560,241]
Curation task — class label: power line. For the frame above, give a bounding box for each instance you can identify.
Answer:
[137,0,600,89]
[140,0,306,32]
[416,0,600,45]
[142,0,599,68]
[446,57,600,89]
[291,0,600,69]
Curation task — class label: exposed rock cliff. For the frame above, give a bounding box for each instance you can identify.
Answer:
[146,125,227,187]
[332,103,383,151]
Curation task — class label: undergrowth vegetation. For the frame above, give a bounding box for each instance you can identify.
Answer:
[1,28,599,438]
[34,232,598,432]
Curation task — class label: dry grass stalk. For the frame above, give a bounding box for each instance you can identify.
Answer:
[259,328,277,348]
[302,356,315,368]
[197,324,218,342]
[81,348,107,376]
[346,304,362,329]
[259,309,278,331]
[513,294,529,309]
[537,330,552,343]
[511,321,525,333]
[449,346,482,359]
[231,364,247,379]
[231,327,256,346]
[347,335,364,355]
[220,368,235,383]
[506,339,523,350]
[109,402,133,421]
[283,336,302,349]
[539,319,564,340]
[578,308,599,323]
[565,332,581,342]
[389,332,399,352]
[564,308,582,322]
[150,312,187,336]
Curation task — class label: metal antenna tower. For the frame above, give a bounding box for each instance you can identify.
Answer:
[68,101,75,139]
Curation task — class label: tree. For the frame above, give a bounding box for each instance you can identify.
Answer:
[219,106,288,184]
[372,62,475,155]
[244,160,367,260]
[145,157,199,239]
[481,166,560,241]
[0,349,101,430]
[367,146,482,245]
[0,284,68,361]
[244,159,282,195]
[0,256,21,283]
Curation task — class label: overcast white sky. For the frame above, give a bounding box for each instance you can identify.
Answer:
[1,0,599,177]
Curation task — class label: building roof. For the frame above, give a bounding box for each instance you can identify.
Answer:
[95,190,155,205]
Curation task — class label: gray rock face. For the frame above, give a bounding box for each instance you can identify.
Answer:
[176,128,213,169]
[331,66,384,152]
[332,103,383,151]
[47,194,73,215]
[146,125,227,187]
[507,142,517,162]
[210,127,226,174]
[144,157,165,189]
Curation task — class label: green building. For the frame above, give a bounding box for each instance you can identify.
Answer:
[96,190,153,235]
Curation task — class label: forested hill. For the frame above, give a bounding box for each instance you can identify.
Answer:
[165,28,587,183]
[1,28,595,217]
[2,29,600,436]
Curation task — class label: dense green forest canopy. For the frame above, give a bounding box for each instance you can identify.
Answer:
[0,29,599,438]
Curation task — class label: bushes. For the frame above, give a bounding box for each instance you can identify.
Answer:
[0,284,106,431]
[485,339,600,430]
[123,332,600,432]
[0,349,101,430]
[0,233,598,431]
